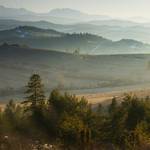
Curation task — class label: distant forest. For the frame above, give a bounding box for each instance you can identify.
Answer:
[0,26,149,55]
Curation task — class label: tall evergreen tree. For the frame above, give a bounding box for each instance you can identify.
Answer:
[108,97,118,114]
[24,74,45,109]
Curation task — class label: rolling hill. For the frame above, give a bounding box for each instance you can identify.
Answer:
[1,19,150,43]
[0,26,150,54]
[2,5,150,43]
[0,19,67,31]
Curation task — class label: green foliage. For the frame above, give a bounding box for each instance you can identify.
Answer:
[3,100,20,130]
[49,90,89,116]
[2,75,150,149]
[24,74,45,109]
[101,94,150,149]
[108,97,118,114]
[59,114,84,145]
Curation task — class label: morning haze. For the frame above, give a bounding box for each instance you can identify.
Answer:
[0,0,150,19]
[1,0,150,149]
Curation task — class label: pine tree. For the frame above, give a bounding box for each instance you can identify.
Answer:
[24,74,45,109]
[108,97,118,114]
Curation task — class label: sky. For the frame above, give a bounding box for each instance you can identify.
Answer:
[0,0,150,18]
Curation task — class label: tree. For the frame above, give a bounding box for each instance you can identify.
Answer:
[59,114,85,146]
[24,74,45,109]
[3,100,22,131]
[96,103,102,114]
[4,100,16,125]
[108,97,118,114]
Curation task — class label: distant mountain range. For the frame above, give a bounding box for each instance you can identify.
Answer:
[2,5,150,25]
[1,19,150,43]
[1,5,150,52]
[0,26,150,55]
[0,6,111,24]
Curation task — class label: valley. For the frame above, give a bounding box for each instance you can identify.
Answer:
[1,44,150,102]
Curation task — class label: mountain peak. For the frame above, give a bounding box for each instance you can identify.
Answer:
[49,8,86,19]
[0,5,34,16]
[50,8,83,15]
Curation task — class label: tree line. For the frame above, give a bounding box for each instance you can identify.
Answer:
[0,74,150,149]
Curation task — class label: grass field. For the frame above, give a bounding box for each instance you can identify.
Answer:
[1,45,150,102]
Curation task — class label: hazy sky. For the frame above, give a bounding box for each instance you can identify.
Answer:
[0,0,150,18]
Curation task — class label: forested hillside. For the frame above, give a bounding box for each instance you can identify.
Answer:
[0,26,150,54]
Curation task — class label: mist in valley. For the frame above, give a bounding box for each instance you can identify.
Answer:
[0,44,150,101]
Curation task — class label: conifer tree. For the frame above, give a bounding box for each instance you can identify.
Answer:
[108,97,117,114]
[24,74,45,109]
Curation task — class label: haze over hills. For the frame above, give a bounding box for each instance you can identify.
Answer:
[2,2,150,148]
[2,5,150,43]
[88,19,140,27]
[0,5,34,16]
[1,5,150,25]
[49,8,111,22]
[0,26,63,38]
[0,26,150,54]
[0,5,111,24]
[1,19,150,43]
[1,43,150,101]
[0,6,150,58]
[0,19,68,32]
